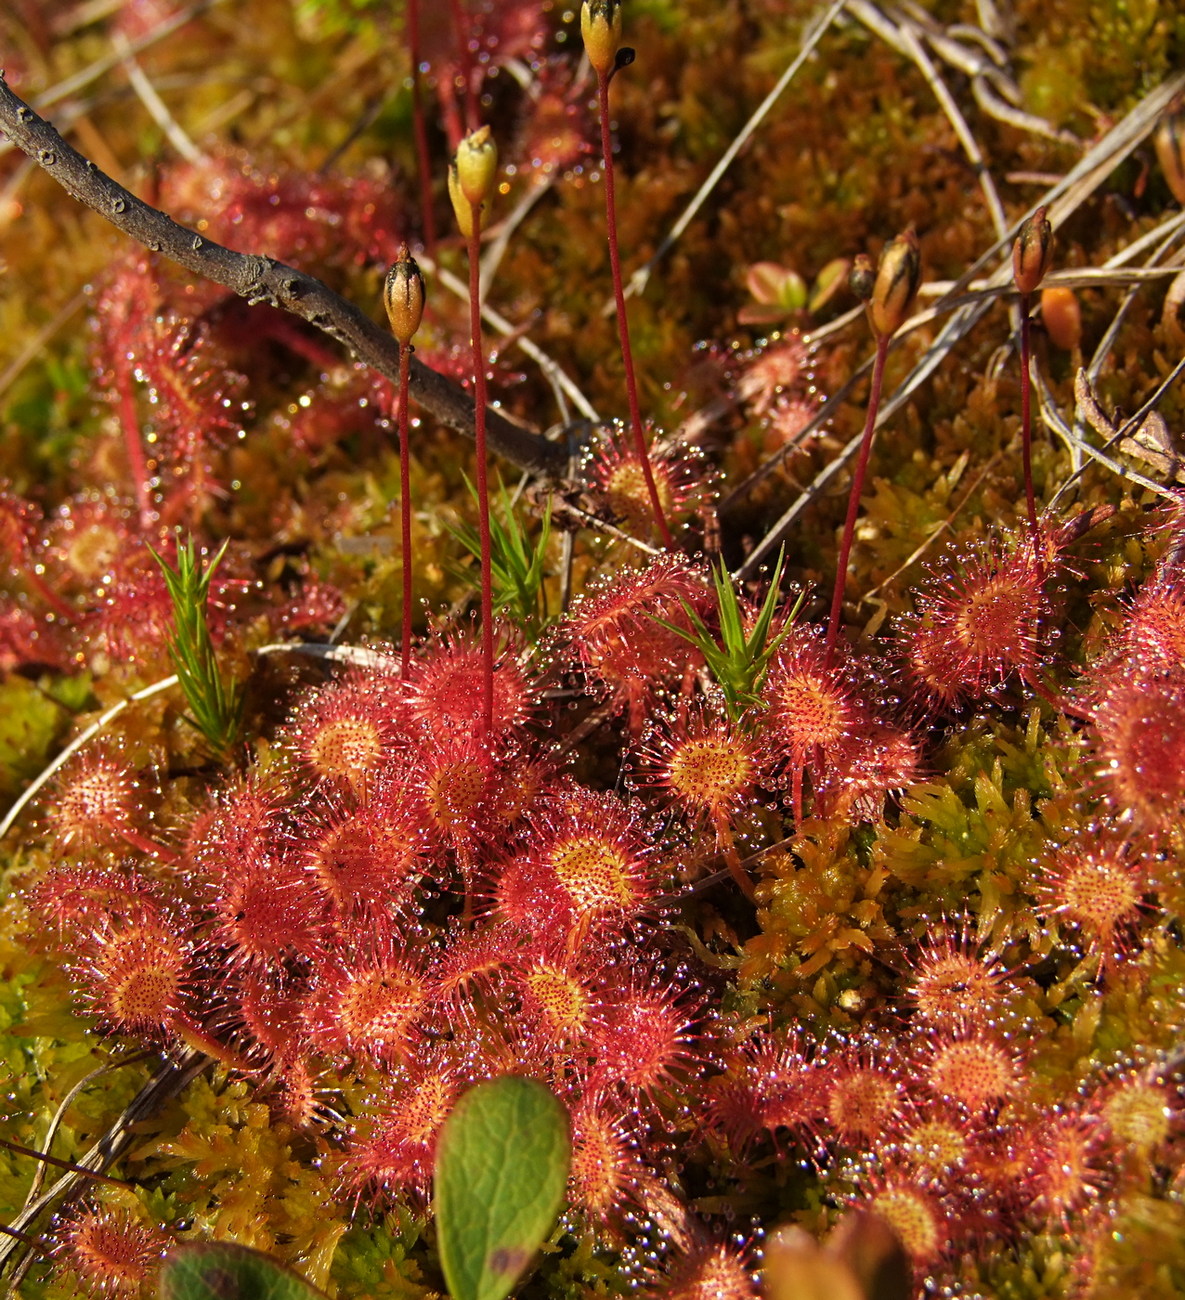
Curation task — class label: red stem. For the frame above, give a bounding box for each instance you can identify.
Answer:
[467,206,494,734]
[115,362,154,531]
[447,0,477,134]
[1019,293,1040,550]
[398,344,414,678]
[596,72,673,548]
[407,0,437,256]
[825,334,890,668]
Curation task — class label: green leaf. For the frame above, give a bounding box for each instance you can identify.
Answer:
[158,1242,330,1300]
[434,1076,570,1300]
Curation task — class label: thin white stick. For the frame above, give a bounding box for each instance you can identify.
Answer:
[114,30,203,163]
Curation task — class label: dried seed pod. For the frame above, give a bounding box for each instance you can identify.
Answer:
[581,0,623,79]
[1013,206,1053,296]
[868,229,920,339]
[1154,109,1185,206]
[384,245,426,348]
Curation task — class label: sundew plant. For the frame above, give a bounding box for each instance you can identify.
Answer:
[1,1,1184,1298]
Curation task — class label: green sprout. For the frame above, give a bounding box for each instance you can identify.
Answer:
[150,537,243,761]
[448,477,553,635]
[652,548,798,721]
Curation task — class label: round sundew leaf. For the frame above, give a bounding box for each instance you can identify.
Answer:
[434,1075,570,1300]
[158,1241,330,1300]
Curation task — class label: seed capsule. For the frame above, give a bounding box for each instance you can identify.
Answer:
[868,230,921,339]
[454,125,498,208]
[1154,110,1185,207]
[1013,206,1053,297]
[384,246,426,348]
[581,0,623,79]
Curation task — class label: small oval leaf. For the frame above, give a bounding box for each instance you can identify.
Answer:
[158,1241,330,1300]
[434,1076,570,1300]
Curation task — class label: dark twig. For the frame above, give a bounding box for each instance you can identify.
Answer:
[0,74,566,481]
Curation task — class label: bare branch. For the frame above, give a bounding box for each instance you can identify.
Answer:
[0,73,568,480]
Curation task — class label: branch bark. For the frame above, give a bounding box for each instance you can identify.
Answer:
[0,73,568,479]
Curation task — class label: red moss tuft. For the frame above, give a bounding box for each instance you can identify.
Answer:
[902,533,1050,708]
[919,1028,1021,1113]
[72,909,193,1039]
[57,1200,168,1298]
[304,935,432,1065]
[1091,665,1185,830]
[406,632,533,741]
[1033,831,1150,969]
[341,1051,467,1202]
[284,670,405,794]
[567,1094,646,1223]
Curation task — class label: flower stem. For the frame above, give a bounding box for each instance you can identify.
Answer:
[466,204,494,734]
[596,70,673,548]
[398,342,414,679]
[407,0,437,257]
[825,334,890,668]
[1019,292,1040,550]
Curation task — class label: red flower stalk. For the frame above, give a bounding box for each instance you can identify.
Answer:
[449,125,500,733]
[1012,206,1053,552]
[586,428,707,540]
[385,247,428,677]
[825,231,921,665]
[581,0,673,547]
[405,0,437,256]
[406,627,534,742]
